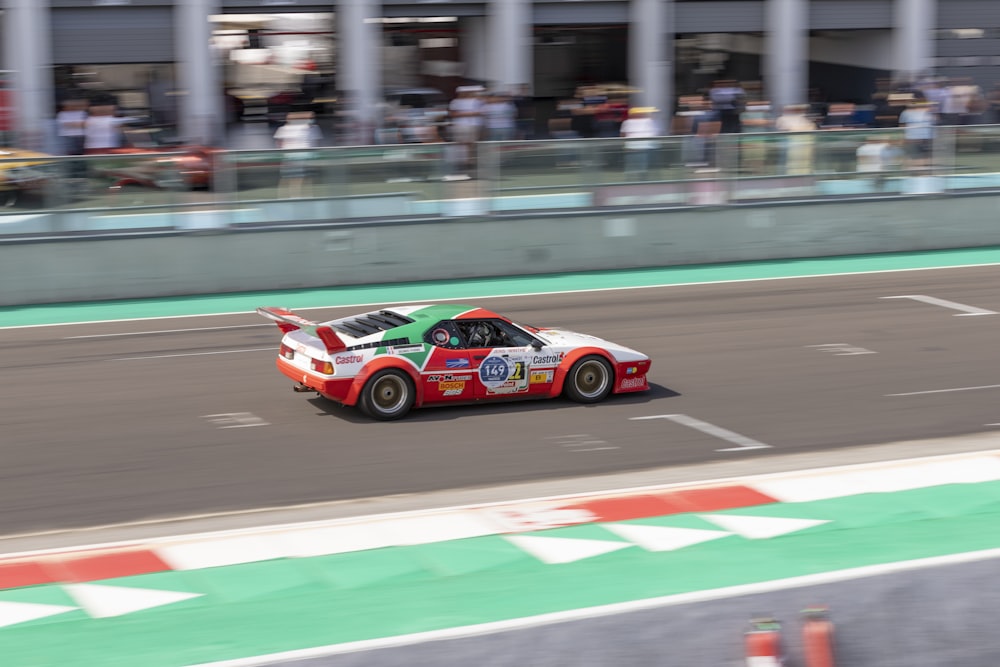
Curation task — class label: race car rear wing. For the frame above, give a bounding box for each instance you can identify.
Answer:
[256,307,347,354]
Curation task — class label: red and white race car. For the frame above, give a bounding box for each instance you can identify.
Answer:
[258,303,651,420]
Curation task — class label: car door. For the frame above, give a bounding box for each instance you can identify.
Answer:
[453,319,537,399]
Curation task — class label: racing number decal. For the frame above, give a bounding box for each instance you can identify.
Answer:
[479,356,510,386]
[479,356,530,395]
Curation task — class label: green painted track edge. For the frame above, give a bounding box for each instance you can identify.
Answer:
[4,246,1000,327]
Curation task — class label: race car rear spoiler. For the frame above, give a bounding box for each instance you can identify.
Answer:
[256,307,347,354]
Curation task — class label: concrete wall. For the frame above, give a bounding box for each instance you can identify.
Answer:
[2,193,998,306]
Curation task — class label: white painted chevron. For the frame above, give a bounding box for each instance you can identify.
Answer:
[604,523,732,551]
[698,514,829,539]
[504,535,632,564]
[0,600,78,628]
[64,584,202,619]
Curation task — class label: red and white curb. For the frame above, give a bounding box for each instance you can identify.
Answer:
[3,450,1000,591]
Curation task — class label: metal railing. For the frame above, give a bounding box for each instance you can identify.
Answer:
[2,125,999,237]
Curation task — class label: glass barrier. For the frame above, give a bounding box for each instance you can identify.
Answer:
[3,125,1000,237]
[0,151,204,235]
[948,124,1000,190]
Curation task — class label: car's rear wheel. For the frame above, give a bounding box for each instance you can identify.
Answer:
[563,355,614,403]
[359,369,415,420]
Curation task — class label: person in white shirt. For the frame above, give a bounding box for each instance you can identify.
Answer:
[83,105,135,153]
[274,110,322,197]
[446,86,483,178]
[620,106,659,179]
[774,104,816,175]
[898,100,935,168]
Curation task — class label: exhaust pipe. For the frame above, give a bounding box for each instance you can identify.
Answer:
[292,383,315,393]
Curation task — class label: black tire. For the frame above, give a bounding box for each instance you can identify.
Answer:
[563,355,614,404]
[358,368,415,420]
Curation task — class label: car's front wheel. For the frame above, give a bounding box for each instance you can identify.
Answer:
[563,355,614,403]
[359,369,415,420]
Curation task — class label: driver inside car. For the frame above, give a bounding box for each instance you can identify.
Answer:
[466,322,493,348]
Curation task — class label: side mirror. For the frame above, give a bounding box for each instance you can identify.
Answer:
[531,341,543,351]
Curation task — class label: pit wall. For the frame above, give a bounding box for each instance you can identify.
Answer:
[2,194,997,307]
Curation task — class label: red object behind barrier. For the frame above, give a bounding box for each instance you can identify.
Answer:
[802,607,836,667]
[745,617,784,666]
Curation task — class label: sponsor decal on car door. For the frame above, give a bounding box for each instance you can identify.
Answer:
[423,347,474,400]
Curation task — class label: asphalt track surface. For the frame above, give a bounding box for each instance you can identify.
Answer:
[3,266,1000,535]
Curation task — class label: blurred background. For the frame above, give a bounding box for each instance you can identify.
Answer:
[1,0,996,152]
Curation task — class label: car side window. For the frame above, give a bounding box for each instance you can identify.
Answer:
[493,320,537,347]
[454,319,528,349]
[424,321,464,349]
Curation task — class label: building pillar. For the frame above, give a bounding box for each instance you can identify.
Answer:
[629,0,672,131]
[176,0,222,145]
[463,16,488,85]
[338,0,382,143]
[2,0,54,151]
[488,0,531,93]
[765,0,808,110]
[894,0,935,83]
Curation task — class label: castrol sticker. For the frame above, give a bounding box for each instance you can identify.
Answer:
[618,376,647,391]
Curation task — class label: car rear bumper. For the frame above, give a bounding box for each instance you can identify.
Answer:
[276,356,354,403]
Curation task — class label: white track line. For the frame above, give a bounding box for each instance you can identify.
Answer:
[886,384,1000,397]
[111,348,275,361]
[631,414,771,452]
[880,294,997,316]
[187,547,1000,666]
[5,261,1000,330]
[65,324,268,339]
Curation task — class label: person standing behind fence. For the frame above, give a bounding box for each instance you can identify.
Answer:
[274,110,322,198]
[709,79,746,134]
[83,104,134,154]
[56,99,88,156]
[594,94,629,138]
[511,84,535,140]
[898,99,935,169]
[447,86,484,178]
[739,101,773,175]
[620,106,658,180]
[774,104,817,175]
[483,91,517,142]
